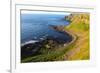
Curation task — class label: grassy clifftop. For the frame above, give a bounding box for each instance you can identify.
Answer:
[63,13,90,60]
[66,13,89,31]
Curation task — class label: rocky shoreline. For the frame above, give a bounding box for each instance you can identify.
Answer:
[21,24,73,60]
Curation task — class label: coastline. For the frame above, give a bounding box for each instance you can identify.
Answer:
[21,25,77,62]
[63,13,90,60]
[21,13,90,62]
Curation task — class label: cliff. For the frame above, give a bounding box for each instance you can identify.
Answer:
[63,13,90,60]
[65,13,90,31]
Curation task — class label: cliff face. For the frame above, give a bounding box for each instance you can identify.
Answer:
[65,13,89,24]
[65,13,90,31]
[51,13,90,34]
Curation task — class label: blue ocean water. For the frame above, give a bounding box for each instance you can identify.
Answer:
[21,12,70,44]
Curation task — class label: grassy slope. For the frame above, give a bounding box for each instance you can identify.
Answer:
[21,34,76,62]
[22,13,90,62]
[64,13,90,60]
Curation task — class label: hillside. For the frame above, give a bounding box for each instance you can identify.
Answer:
[63,13,90,60]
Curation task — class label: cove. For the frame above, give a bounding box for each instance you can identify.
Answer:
[21,11,72,45]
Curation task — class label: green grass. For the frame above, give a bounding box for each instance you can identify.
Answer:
[21,38,76,63]
[21,13,90,62]
[64,13,90,60]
